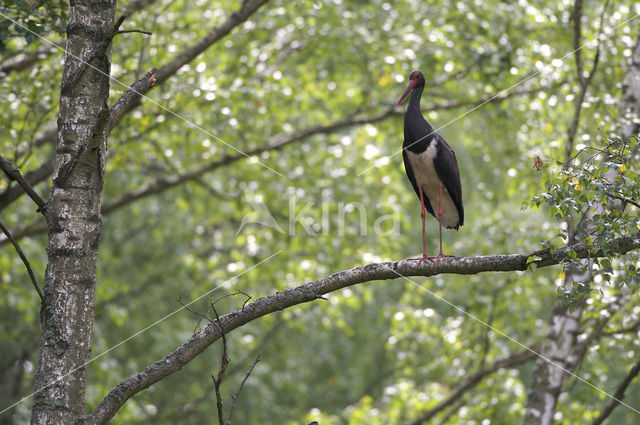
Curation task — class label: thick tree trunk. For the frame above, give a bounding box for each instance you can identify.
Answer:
[30,1,115,423]
[524,34,640,425]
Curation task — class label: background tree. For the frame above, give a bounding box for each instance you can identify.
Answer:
[0,1,639,424]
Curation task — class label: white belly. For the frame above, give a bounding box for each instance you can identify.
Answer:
[407,146,460,229]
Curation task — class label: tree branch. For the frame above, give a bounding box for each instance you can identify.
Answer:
[107,0,269,132]
[590,357,640,425]
[80,231,640,425]
[0,221,44,304]
[0,155,47,213]
[0,45,58,76]
[0,158,53,212]
[102,107,396,213]
[116,29,152,36]
[107,67,158,134]
[404,347,538,425]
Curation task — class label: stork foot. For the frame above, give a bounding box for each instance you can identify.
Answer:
[408,255,439,264]
[408,254,457,264]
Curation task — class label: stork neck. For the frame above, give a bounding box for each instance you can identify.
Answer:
[408,85,424,112]
[403,84,434,151]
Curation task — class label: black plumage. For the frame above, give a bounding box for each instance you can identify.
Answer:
[397,70,464,258]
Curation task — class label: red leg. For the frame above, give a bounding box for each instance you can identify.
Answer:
[419,186,428,260]
[438,185,444,256]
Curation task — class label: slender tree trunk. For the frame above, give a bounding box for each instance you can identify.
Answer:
[523,270,588,425]
[618,35,640,139]
[523,33,640,425]
[30,1,115,423]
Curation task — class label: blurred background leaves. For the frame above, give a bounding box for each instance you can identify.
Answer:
[1,0,639,424]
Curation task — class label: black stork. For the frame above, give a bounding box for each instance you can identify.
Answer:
[396,70,464,260]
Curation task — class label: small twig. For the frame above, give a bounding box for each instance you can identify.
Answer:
[0,221,44,303]
[177,295,212,333]
[112,15,127,37]
[211,303,230,425]
[116,29,152,36]
[590,357,640,425]
[227,353,261,424]
[0,156,47,213]
[212,291,252,310]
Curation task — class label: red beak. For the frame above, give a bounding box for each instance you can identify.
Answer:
[396,79,417,106]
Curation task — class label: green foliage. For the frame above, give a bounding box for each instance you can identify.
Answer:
[1,0,640,424]
[0,0,67,51]
[524,136,639,308]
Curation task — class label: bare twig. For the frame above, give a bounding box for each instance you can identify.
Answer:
[112,15,127,37]
[590,358,640,425]
[228,353,261,424]
[0,155,47,213]
[178,295,213,333]
[211,302,230,425]
[116,29,152,36]
[0,221,44,303]
[211,291,253,310]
